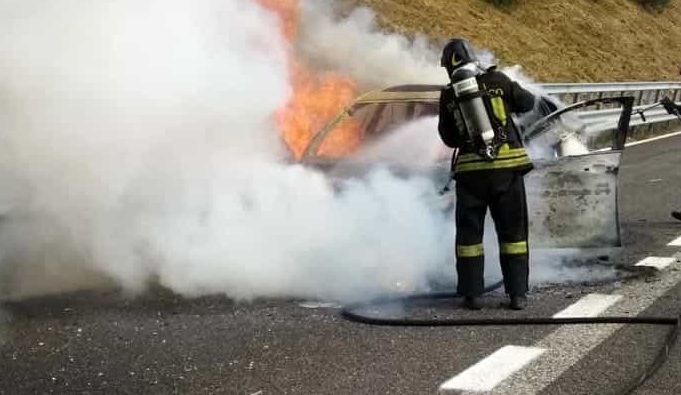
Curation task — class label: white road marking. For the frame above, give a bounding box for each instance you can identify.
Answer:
[593,130,681,153]
[487,258,681,395]
[438,345,545,393]
[297,301,342,309]
[436,132,681,394]
[552,294,622,318]
[624,130,681,147]
[635,256,676,270]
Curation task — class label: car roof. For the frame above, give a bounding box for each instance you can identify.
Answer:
[354,84,444,104]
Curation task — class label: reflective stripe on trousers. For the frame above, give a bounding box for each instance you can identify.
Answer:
[454,170,530,297]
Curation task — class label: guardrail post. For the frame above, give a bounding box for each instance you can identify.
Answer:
[594,91,603,109]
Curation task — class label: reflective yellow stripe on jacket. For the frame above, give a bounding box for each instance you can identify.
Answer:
[455,143,532,174]
[490,96,508,126]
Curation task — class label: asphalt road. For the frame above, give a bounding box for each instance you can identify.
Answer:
[1,133,680,395]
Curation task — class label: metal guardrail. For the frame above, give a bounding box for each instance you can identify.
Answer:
[542,81,681,95]
[537,81,681,134]
[582,107,679,137]
[580,105,678,125]
[541,81,681,107]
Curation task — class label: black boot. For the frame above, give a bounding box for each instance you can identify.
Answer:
[508,294,527,310]
[462,296,482,310]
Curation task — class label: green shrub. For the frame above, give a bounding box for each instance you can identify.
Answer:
[633,0,673,12]
[487,0,518,8]
[485,0,675,12]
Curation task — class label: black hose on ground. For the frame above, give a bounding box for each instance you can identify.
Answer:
[340,279,680,395]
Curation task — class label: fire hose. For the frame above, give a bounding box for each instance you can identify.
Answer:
[341,276,681,395]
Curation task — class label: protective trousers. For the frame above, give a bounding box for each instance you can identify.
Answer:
[455,170,529,297]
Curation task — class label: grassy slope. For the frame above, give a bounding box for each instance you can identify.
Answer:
[350,0,681,82]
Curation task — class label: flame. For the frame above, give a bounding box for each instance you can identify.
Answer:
[256,0,299,40]
[256,0,361,160]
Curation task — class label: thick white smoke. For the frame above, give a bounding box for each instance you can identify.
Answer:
[0,0,617,305]
[298,0,445,88]
[346,117,447,169]
[0,0,454,302]
[294,0,587,160]
[304,1,621,290]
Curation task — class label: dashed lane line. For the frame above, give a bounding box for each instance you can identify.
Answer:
[438,293,623,394]
[438,255,680,395]
[623,131,681,148]
[552,294,622,319]
[594,130,681,152]
[438,293,627,394]
[438,346,546,393]
[668,236,681,247]
[489,237,681,393]
[636,256,677,270]
[487,256,680,395]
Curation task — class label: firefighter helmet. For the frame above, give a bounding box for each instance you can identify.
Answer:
[440,38,478,77]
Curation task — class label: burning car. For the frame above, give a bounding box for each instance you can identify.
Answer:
[299,84,636,251]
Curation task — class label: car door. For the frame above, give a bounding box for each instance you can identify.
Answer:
[522,96,634,249]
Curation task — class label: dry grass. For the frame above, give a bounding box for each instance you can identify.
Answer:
[348,0,681,82]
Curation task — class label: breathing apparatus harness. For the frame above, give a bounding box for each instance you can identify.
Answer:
[448,63,508,161]
[440,37,510,162]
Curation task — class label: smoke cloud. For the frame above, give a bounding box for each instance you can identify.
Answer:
[297,0,445,89]
[0,0,617,305]
[0,0,455,303]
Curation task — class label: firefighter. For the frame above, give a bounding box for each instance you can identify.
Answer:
[437,37,537,310]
